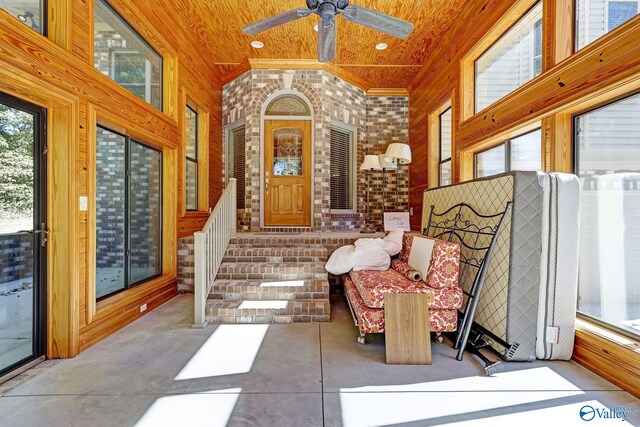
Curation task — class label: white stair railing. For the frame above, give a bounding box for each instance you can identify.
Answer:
[192,178,236,328]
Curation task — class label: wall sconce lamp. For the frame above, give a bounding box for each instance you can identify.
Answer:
[384,143,412,211]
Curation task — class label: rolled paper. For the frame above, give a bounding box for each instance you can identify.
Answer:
[405,270,422,282]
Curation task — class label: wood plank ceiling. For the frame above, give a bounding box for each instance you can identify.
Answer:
[177,0,467,88]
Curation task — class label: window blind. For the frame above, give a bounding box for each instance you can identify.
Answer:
[330,127,353,210]
[231,126,246,209]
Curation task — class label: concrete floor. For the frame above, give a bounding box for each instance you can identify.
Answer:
[0,294,638,427]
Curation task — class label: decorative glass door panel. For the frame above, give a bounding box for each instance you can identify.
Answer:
[0,92,46,379]
[264,121,311,226]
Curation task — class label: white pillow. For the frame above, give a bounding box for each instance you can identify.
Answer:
[381,229,404,256]
[351,238,391,271]
[325,245,356,275]
[407,236,435,281]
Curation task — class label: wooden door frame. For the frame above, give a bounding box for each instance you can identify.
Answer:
[259,90,314,229]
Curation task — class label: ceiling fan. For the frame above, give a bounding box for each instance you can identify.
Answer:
[242,0,414,63]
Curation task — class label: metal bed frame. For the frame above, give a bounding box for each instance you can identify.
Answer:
[424,202,512,375]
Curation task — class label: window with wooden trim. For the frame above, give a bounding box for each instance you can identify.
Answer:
[330,125,355,211]
[475,1,543,112]
[439,107,452,186]
[94,0,162,110]
[576,0,639,50]
[474,128,542,178]
[185,105,198,211]
[574,91,640,339]
[1,0,45,33]
[227,125,246,210]
[95,126,162,300]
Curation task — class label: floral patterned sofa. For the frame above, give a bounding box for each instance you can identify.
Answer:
[343,234,463,344]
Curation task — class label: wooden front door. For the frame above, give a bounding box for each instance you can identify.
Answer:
[264,120,312,226]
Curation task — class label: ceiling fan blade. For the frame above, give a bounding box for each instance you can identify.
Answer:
[243,9,312,35]
[342,5,414,39]
[318,20,336,63]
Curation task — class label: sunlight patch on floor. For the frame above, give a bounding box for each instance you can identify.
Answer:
[340,368,584,427]
[135,389,241,427]
[238,301,288,309]
[175,325,268,380]
[260,280,305,287]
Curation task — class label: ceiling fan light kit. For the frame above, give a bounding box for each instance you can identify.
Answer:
[243,0,414,62]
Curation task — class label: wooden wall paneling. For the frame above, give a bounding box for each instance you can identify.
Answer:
[85,104,98,325]
[81,277,177,352]
[177,88,187,217]
[48,0,72,50]
[544,0,574,70]
[573,323,640,399]
[163,148,178,277]
[48,104,80,359]
[164,56,180,122]
[366,88,410,97]
[71,0,92,64]
[549,112,573,173]
[1,0,222,356]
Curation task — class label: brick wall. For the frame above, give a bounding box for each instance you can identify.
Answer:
[0,234,32,283]
[177,235,194,293]
[221,69,409,232]
[365,96,410,230]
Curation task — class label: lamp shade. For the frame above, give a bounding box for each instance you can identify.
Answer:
[384,143,412,165]
[360,154,382,171]
[378,154,397,170]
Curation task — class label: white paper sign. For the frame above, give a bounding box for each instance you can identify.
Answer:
[384,212,411,232]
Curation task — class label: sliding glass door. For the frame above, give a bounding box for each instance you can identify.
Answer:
[96,126,162,300]
[0,92,46,378]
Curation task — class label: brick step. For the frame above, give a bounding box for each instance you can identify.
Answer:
[216,262,328,281]
[222,246,328,263]
[229,236,327,248]
[209,279,329,301]
[205,299,330,324]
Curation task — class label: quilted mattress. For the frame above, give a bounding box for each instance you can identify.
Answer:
[422,171,580,361]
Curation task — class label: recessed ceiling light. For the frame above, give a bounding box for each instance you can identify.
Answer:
[251,40,264,49]
[375,43,388,51]
[314,24,319,32]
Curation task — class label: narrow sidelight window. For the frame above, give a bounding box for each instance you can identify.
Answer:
[96,126,162,300]
[439,107,452,186]
[94,0,162,109]
[330,125,355,211]
[185,106,198,211]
